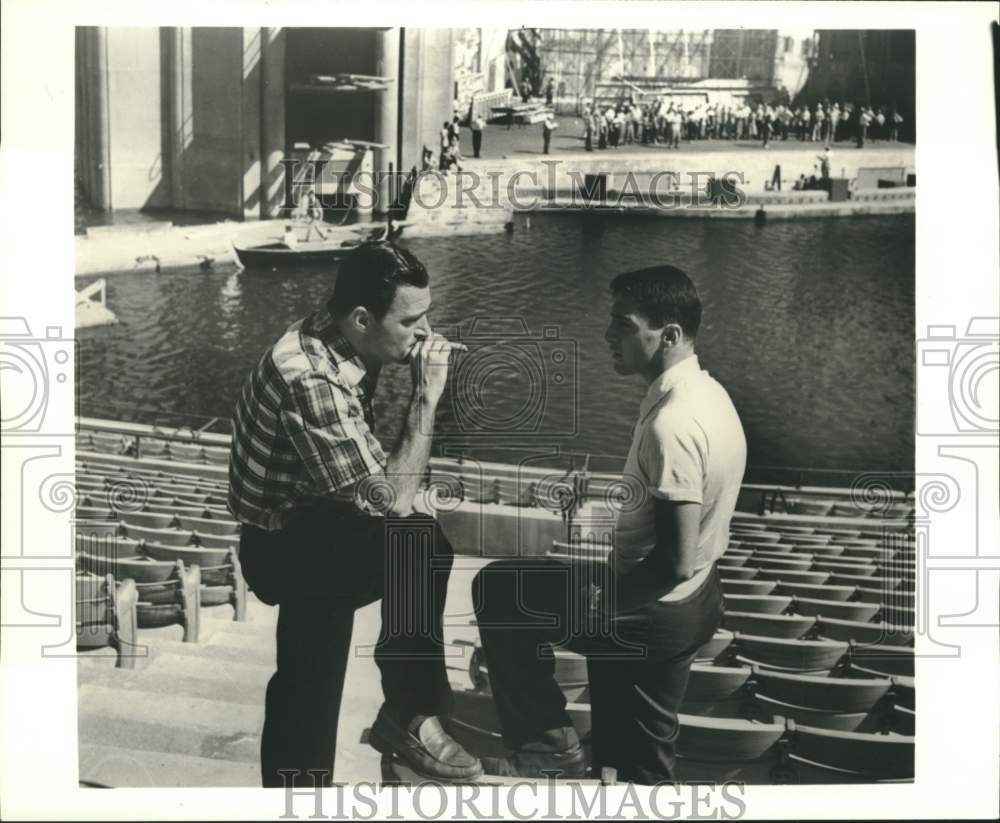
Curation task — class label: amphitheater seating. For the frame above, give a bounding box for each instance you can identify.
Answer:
[751,667,891,713]
[754,569,832,585]
[750,693,871,732]
[722,595,792,615]
[76,419,917,785]
[720,579,776,596]
[773,581,855,601]
[849,643,914,677]
[790,597,882,623]
[732,634,849,672]
[695,630,735,662]
[788,724,914,781]
[723,611,815,639]
[673,715,790,783]
[816,616,913,646]
[75,572,139,669]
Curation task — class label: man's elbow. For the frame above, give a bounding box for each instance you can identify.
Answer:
[672,562,696,583]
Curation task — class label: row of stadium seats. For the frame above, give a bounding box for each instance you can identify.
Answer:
[450,644,913,782]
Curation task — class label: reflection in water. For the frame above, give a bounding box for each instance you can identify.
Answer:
[77,213,914,472]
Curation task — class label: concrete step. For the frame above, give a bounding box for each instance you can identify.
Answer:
[78,651,272,705]
[140,636,276,667]
[199,614,278,641]
[78,684,263,762]
[203,630,276,665]
[80,742,260,787]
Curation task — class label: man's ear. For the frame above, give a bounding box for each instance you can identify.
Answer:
[661,323,683,348]
[348,306,371,334]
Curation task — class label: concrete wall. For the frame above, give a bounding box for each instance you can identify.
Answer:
[171,28,245,215]
[105,29,168,210]
[400,28,455,173]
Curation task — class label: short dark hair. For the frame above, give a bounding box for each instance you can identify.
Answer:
[328,242,429,320]
[609,265,702,338]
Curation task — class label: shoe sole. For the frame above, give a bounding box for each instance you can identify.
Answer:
[369,725,484,782]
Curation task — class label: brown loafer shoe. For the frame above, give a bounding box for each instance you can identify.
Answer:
[369,707,483,781]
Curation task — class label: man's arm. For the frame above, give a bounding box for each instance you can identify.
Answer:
[613,498,702,614]
[373,334,456,517]
[379,387,436,517]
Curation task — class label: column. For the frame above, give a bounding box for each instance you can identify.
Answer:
[374,28,400,217]
[260,27,286,219]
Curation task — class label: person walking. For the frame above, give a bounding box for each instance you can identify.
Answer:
[542,112,559,155]
[471,113,484,158]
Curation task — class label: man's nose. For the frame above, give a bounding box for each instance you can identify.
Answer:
[415,316,432,337]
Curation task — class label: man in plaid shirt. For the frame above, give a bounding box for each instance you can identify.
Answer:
[230,242,482,786]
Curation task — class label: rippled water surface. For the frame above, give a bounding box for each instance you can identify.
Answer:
[78,213,915,474]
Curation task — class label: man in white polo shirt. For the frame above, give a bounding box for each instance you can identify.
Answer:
[473,265,747,784]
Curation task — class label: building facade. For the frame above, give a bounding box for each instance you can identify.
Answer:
[75,27,454,218]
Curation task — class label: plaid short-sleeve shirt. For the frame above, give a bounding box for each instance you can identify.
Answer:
[228,307,387,530]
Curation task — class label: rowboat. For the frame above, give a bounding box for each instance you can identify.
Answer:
[232,225,388,271]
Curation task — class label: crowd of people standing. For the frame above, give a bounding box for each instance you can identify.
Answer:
[581,97,904,151]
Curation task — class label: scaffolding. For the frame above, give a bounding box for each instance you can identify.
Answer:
[534,29,752,111]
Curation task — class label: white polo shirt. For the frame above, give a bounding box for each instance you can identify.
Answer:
[611,354,747,602]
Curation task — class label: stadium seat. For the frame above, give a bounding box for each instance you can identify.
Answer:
[194,532,242,550]
[79,550,176,584]
[719,553,749,567]
[76,505,116,521]
[722,595,792,615]
[716,565,758,580]
[788,724,914,781]
[747,556,815,573]
[773,581,856,602]
[129,559,201,642]
[848,643,914,677]
[695,630,735,662]
[723,611,816,640]
[167,443,206,463]
[829,571,897,588]
[176,515,239,536]
[751,666,891,713]
[815,616,913,647]
[120,511,177,531]
[75,572,140,669]
[720,578,777,597]
[194,548,248,621]
[813,559,877,576]
[733,634,849,672]
[754,568,831,585]
[684,664,752,703]
[751,693,870,732]
[673,714,790,783]
[790,596,882,623]
[140,541,231,568]
[802,545,847,558]
[120,524,194,546]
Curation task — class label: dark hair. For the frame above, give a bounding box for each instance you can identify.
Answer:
[609,265,702,338]
[328,242,429,320]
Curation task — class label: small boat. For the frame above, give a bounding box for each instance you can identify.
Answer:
[232,225,388,271]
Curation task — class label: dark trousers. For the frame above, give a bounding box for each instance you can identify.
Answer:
[239,507,455,787]
[472,130,482,158]
[472,558,723,784]
[543,130,552,154]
